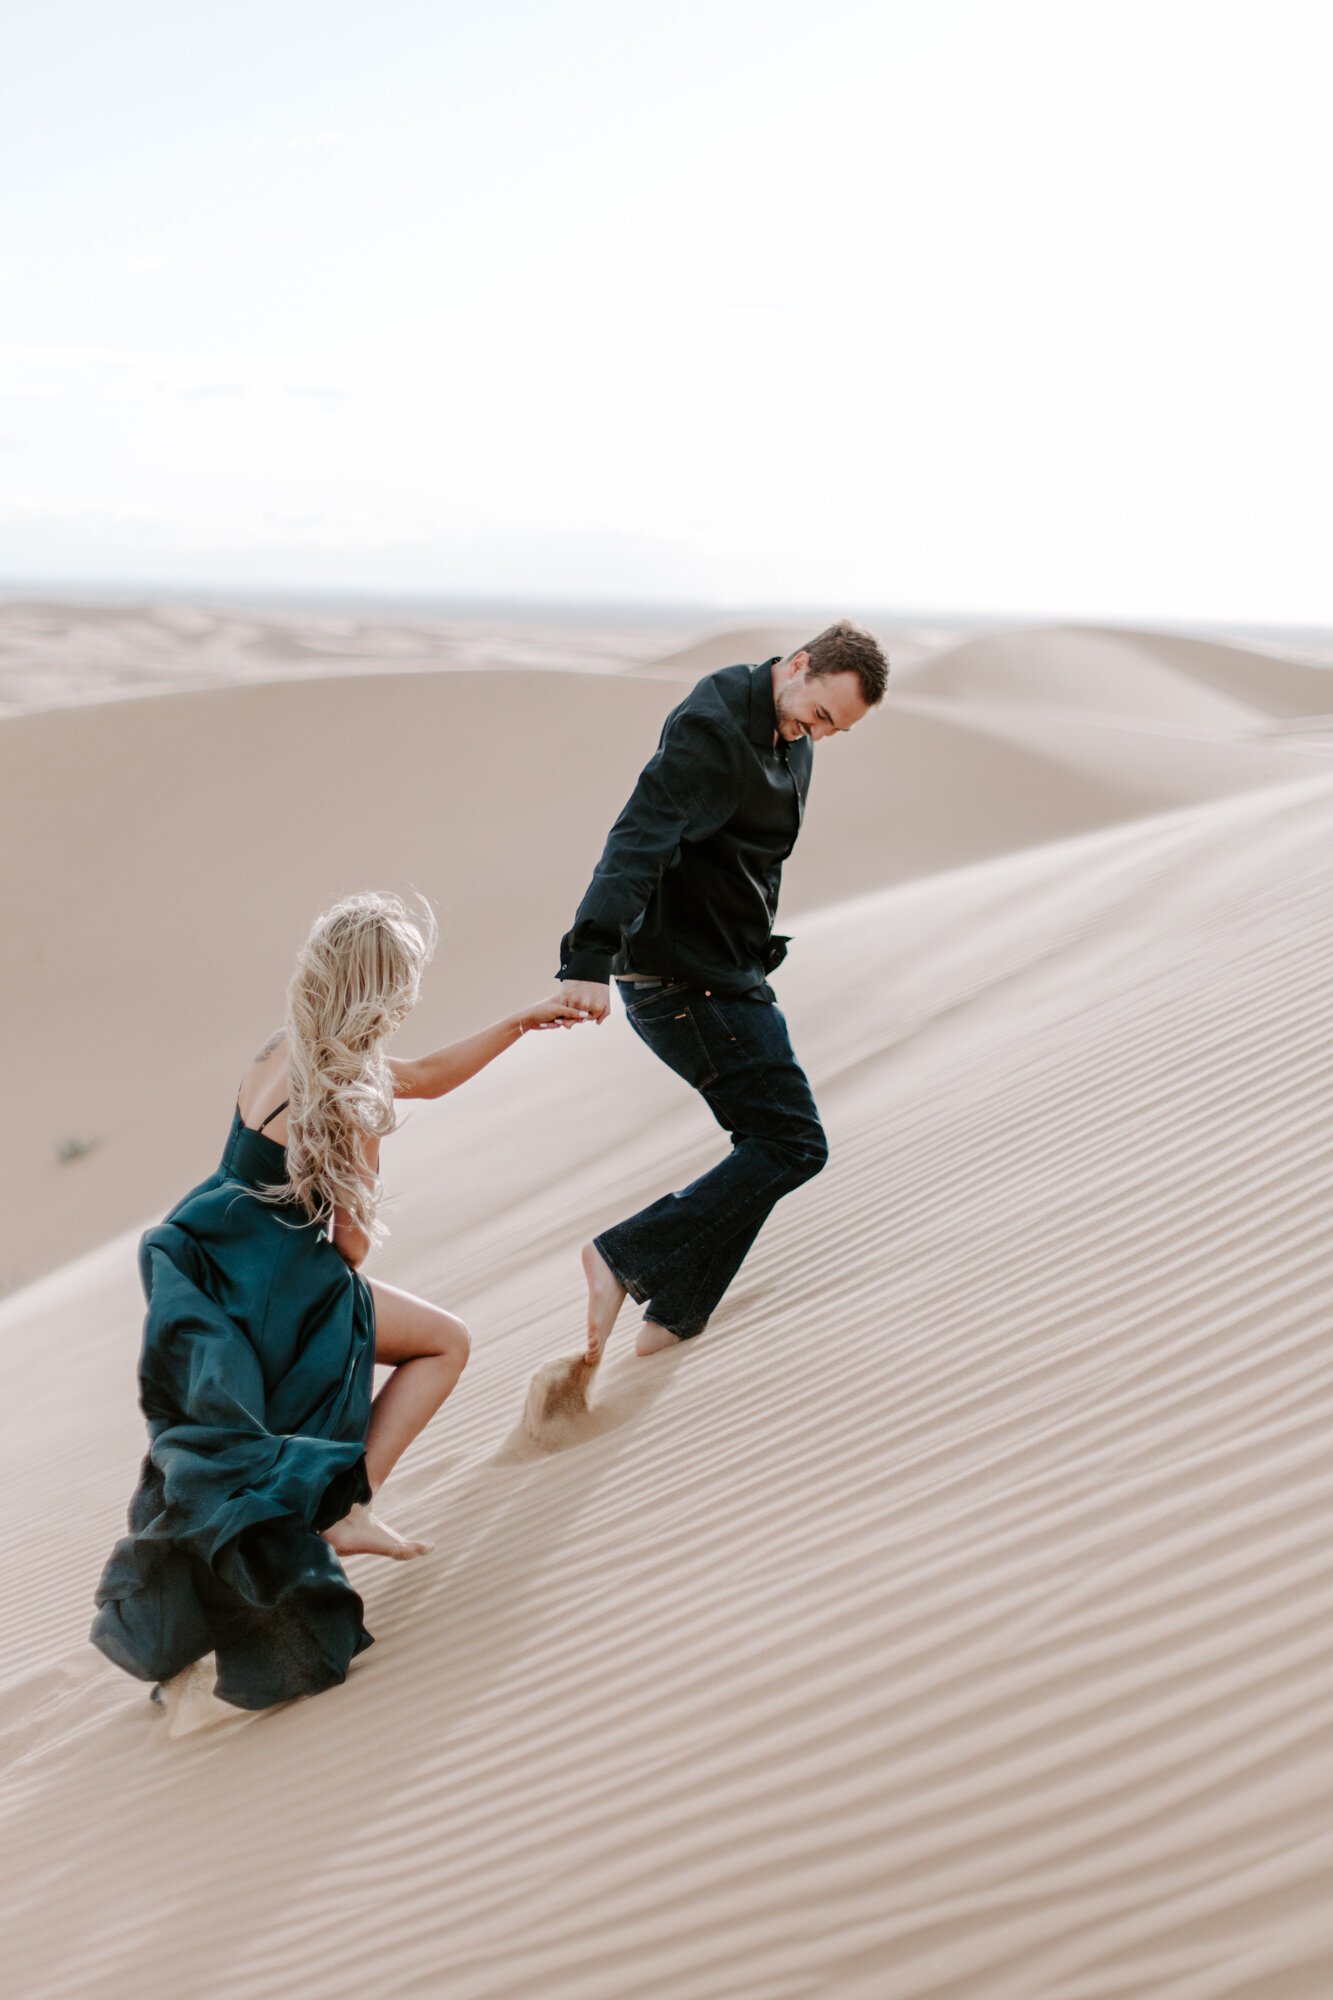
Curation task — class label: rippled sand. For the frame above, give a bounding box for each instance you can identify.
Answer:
[2,612,1332,1997]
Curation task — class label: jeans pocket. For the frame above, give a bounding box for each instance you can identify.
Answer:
[696,992,741,1045]
[626,992,719,1090]
[622,979,685,1017]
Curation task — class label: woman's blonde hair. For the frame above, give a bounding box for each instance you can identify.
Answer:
[276,891,437,1241]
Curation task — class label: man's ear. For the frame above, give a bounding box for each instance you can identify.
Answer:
[787,649,810,679]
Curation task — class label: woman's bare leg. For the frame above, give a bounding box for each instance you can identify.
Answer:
[322,1280,470,1562]
[363,1280,470,1487]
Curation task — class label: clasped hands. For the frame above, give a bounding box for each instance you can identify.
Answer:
[521,980,612,1032]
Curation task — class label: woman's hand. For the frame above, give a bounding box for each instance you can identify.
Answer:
[519,994,598,1033]
[391,998,598,1101]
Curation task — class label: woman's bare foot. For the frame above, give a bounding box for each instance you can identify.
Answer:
[582,1241,626,1362]
[321,1502,433,1561]
[636,1320,683,1357]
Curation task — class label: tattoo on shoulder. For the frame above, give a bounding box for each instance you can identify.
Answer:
[253,1029,287,1064]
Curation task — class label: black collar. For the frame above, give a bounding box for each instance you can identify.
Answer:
[748,658,781,748]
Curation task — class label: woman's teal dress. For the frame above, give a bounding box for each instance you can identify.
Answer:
[91,1105,377,1710]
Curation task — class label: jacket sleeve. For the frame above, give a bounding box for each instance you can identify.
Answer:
[558,706,744,982]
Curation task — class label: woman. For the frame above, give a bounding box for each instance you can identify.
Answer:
[92,892,586,1712]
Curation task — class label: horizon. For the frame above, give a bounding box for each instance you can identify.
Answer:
[2,579,1332,653]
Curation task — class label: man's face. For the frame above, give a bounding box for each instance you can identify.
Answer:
[772,657,872,743]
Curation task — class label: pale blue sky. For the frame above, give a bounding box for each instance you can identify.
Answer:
[2,0,1329,619]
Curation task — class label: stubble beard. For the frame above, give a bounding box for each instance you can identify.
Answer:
[773,683,809,742]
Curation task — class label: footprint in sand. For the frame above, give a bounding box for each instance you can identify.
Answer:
[521,1354,602,1452]
[503,1349,679,1461]
[153,1655,254,1739]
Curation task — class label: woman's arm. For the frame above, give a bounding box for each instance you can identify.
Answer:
[390,996,589,1102]
[331,1134,380,1267]
[330,1208,372,1268]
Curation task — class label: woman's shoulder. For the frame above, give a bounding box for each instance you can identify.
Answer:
[237,1029,290,1130]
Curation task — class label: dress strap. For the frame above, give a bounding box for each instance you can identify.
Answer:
[255,1098,290,1136]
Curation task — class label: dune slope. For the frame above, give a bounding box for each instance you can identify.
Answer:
[903,623,1333,723]
[2,662,1206,1288]
[0,669,679,1289]
[3,774,1332,1998]
[893,626,1333,810]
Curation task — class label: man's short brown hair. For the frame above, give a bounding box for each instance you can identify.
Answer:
[800,620,889,706]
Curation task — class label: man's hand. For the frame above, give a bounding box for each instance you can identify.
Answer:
[557,978,612,1023]
[519,995,595,1031]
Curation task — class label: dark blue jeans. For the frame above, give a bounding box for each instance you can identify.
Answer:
[595,980,828,1339]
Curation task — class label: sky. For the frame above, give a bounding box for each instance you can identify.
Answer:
[1,0,1330,622]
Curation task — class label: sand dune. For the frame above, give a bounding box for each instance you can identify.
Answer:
[1101,626,1333,721]
[634,622,820,680]
[635,620,966,684]
[0,670,678,1291]
[907,624,1266,722]
[4,772,1333,1997]
[5,646,1257,1291]
[895,691,1333,808]
[7,611,1333,1994]
[905,622,1333,722]
[892,624,1333,810]
[0,597,691,717]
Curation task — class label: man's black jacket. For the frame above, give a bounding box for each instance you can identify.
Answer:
[558,659,813,994]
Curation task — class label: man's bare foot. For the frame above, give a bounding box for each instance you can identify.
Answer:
[321,1502,433,1561]
[582,1241,626,1362]
[636,1320,683,1357]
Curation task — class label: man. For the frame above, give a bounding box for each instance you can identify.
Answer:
[557,619,889,1361]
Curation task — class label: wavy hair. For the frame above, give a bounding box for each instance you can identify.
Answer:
[272,892,437,1242]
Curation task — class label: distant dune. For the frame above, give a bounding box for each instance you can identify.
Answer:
[896,624,1333,807]
[4,612,1333,1997]
[0,597,693,716]
[632,622,818,679]
[905,621,1333,723]
[1101,626,1333,719]
[632,619,966,683]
